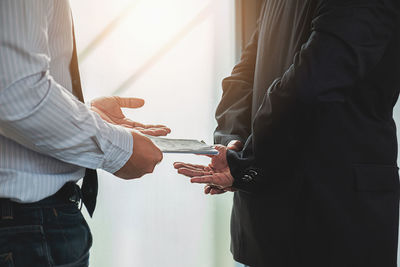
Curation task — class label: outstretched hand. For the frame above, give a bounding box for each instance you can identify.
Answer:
[174,145,236,194]
[90,96,171,136]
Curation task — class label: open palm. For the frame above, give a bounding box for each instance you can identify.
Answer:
[174,146,235,193]
[91,96,171,136]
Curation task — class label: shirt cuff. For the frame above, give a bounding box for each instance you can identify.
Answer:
[99,123,133,174]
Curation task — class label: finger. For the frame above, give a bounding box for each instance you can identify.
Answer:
[173,162,202,168]
[227,144,240,151]
[173,162,191,169]
[184,164,212,172]
[190,175,214,185]
[142,124,170,129]
[150,126,171,133]
[131,122,146,127]
[114,97,145,108]
[157,127,172,134]
[227,140,243,151]
[204,185,212,194]
[135,129,162,135]
[120,119,170,132]
[174,162,209,170]
[177,165,206,172]
[138,128,171,136]
[134,126,171,135]
[214,145,226,152]
[210,188,225,195]
[178,168,212,178]
[182,166,212,175]
[121,118,146,128]
[135,124,171,133]
[120,124,134,128]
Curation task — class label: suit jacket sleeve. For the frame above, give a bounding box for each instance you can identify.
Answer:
[227,0,400,193]
[214,27,259,146]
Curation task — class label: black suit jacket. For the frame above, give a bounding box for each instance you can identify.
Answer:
[215,0,400,266]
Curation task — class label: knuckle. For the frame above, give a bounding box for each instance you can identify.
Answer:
[139,168,149,175]
[152,150,163,162]
[144,165,156,174]
[147,167,155,173]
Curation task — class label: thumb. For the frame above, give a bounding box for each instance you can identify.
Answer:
[114,97,145,108]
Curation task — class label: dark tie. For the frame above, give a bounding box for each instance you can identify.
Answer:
[69,23,98,218]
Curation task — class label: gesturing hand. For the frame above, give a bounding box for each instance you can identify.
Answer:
[202,140,242,194]
[90,96,171,136]
[201,140,242,194]
[174,146,235,194]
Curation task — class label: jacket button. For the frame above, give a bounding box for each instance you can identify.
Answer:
[242,174,253,182]
[248,170,258,177]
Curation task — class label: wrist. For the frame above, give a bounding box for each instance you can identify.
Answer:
[99,124,134,173]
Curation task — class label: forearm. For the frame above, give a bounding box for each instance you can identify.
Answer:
[0,75,133,173]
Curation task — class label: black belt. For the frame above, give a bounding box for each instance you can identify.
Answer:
[0,182,82,220]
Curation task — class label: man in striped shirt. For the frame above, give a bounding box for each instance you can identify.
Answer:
[0,1,169,266]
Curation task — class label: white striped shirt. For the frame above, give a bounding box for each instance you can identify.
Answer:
[0,0,133,202]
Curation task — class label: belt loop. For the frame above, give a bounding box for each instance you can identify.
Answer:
[1,199,14,220]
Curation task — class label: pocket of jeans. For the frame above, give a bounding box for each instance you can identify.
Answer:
[0,225,49,266]
[53,204,84,225]
[46,207,92,266]
[53,251,89,267]
[0,253,13,267]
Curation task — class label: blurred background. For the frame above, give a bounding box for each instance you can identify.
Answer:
[69,0,256,266]
[70,0,400,266]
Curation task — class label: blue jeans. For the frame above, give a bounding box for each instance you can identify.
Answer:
[0,201,92,267]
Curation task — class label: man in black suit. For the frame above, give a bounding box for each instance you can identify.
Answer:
[174,0,400,266]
